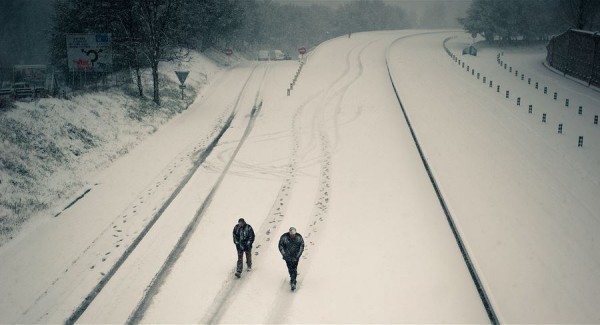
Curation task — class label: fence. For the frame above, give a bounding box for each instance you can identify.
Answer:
[546,29,600,87]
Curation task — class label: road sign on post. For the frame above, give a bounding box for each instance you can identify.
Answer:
[298,47,306,60]
[175,70,189,100]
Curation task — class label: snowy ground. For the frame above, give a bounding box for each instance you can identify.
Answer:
[1,30,599,324]
[0,51,219,246]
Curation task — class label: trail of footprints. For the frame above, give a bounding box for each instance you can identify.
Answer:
[303,133,332,260]
[88,116,229,275]
[250,108,303,259]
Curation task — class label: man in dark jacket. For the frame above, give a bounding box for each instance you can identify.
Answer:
[278,227,304,290]
[233,218,255,278]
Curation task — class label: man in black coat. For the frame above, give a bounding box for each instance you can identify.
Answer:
[278,227,304,290]
[232,218,255,278]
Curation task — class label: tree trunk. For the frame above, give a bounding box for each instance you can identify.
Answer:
[152,61,160,105]
[135,66,143,98]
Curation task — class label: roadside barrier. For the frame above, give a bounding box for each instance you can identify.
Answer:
[287,61,305,96]
[445,40,593,150]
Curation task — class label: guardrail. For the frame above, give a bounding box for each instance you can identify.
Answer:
[0,87,46,101]
[0,88,12,98]
[14,88,33,99]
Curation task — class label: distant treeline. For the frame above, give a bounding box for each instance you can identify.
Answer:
[459,0,600,42]
[46,0,413,104]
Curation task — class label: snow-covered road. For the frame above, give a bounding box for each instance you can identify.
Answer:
[1,30,599,324]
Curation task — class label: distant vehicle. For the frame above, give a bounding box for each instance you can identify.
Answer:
[258,50,270,61]
[273,50,285,60]
[257,49,291,61]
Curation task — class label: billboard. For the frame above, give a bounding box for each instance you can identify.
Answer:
[13,65,47,86]
[66,33,112,72]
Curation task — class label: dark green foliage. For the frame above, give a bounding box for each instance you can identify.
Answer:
[47,0,412,104]
[558,0,600,30]
[459,0,571,42]
[0,97,15,113]
[63,123,97,149]
[0,118,65,163]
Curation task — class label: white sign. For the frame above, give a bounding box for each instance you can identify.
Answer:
[66,33,112,72]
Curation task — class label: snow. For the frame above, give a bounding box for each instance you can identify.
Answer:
[1,30,600,324]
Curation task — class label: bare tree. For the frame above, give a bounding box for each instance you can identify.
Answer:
[113,0,145,98]
[137,0,189,105]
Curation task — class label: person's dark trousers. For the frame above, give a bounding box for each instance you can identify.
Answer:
[237,249,252,273]
[285,259,299,283]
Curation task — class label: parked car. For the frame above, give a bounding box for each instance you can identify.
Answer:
[258,50,270,61]
[272,50,284,60]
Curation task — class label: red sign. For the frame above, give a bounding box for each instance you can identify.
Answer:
[298,47,306,55]
[224,49,233,56]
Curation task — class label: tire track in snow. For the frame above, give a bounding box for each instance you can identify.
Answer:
[202,42,366,323]
[265,39,375,324]
[65,65,262,325]
[386,32,499,325]
[200,62,312,324]
[22,89,234,325]
[125,65,269,324]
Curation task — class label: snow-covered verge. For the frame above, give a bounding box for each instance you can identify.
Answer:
[391,33,600,323]
[0,51,221,247]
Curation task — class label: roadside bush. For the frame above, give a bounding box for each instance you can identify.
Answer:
[0,97,15,113]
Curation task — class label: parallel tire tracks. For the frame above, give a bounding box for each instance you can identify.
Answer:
[126,65,268,324]
[265,39,373,323]
[66,65,263,324]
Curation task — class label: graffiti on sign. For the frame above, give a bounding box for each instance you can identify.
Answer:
[66,33,112,72]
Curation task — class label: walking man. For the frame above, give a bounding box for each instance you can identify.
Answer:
[233,218,255,278]
[278,227,304,290]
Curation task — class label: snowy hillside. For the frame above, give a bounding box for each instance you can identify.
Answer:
[0,52,221,246]
[0,30,599,324]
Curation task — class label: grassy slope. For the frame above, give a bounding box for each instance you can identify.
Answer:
[0,54,220,246]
